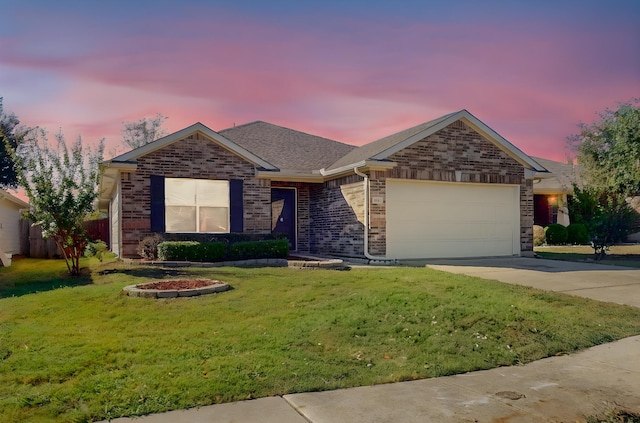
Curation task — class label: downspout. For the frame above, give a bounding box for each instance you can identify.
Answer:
[353,167,396,264]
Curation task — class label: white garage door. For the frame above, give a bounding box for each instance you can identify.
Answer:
[386,179,520,259]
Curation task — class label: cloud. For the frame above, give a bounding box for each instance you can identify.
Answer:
[1,1,638,163]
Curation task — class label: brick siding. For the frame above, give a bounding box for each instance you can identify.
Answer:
[119,133,271,257]
[310,175,365,257]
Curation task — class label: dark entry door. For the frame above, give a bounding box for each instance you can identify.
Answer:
[271,188,296,251]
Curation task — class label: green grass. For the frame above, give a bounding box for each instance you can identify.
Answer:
[535,245,640,268]
[0,256,111,298]
[1,260,640,422]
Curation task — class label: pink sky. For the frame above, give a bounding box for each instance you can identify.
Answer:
[1,1,638,163]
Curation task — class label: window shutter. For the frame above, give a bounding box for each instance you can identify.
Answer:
[150,175,165,232]
[229,179,243,233]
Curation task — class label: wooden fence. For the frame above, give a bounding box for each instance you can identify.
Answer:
[20,218,110,259]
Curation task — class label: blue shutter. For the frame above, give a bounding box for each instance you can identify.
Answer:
[150,175,165,232]
[229,179,243,233]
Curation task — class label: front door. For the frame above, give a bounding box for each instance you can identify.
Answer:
[271,188,297,251]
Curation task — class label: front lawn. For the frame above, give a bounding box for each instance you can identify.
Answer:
[2,260,640,422]
[535,244,640,268]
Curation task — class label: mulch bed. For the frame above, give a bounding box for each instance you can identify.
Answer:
[138,280,224,290]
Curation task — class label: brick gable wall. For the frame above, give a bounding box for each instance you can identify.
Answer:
[119,133,271,257]
[364,120,533,255]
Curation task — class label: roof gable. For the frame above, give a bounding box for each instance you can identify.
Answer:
[219,121,355,171]
[326,110,546,172]
[111,122,277,170]
[532,156,578,194]
[0,189,29,209]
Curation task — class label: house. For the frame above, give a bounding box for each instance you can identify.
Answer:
[98,110,549,260]
[531,156,640,242]
[0,189,29,266]
[531,156,575,227]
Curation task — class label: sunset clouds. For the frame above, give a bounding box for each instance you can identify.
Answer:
[1,1,638,161]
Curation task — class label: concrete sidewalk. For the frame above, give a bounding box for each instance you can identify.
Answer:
[104,258,640,422]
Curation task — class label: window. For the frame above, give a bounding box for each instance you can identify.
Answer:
[165,178,229,233]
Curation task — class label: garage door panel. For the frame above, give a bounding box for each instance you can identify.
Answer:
[387,179,520,259]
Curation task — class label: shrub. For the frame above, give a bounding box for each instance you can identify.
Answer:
[533,225,545,246]
[157,241,227,262]
[137,233,165,260]
[545,224,568,245]
[567,223,589,245]
[228,239,290,261]
[157,241,197,261]
[84,240,108,261]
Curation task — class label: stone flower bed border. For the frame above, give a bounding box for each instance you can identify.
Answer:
[123,279,230,298]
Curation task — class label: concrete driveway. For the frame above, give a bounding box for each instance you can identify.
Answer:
[406,257,640,308]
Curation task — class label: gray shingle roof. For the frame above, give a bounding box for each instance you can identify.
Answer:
[532,156,577,193]
[326,112,458,170]
[219,121,355,171]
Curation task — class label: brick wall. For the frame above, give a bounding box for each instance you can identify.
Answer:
[364,120,532,256]
[310,175,365,257]
[119,133,271,257]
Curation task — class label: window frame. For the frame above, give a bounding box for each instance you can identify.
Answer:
[164,178,230,234]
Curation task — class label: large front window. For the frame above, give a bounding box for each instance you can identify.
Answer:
[165,178,229,233]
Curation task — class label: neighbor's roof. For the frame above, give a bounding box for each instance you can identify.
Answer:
[326,110,547,172]
[219,121,355,172]
[532,156,578,194]
[0,189,29,209]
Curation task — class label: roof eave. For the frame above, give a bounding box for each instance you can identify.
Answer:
[256,170,325,183]
[256,160,397,183]
[0,190,29,209]
[320,160,397,177]
[109,122,278,171]
[97,161,138,210]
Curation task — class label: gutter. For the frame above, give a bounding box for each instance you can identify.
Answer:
[353,166,396,264]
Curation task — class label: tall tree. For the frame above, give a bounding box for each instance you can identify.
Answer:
[8,128,104,275]
[121,113,168,150]
[568,100,640,258]
[0,98,29,189]
[569,100,640,194]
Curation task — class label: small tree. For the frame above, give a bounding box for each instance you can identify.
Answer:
[121,113,168,150]
[0,98,29,189]
[8,128,104,275]
[569,186,639,259]
[569,100,640,259]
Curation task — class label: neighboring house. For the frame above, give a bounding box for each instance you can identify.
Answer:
[0,189,29,266]
[532,156,640,242]
[98,109,548,260]
[531,156,576,227]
